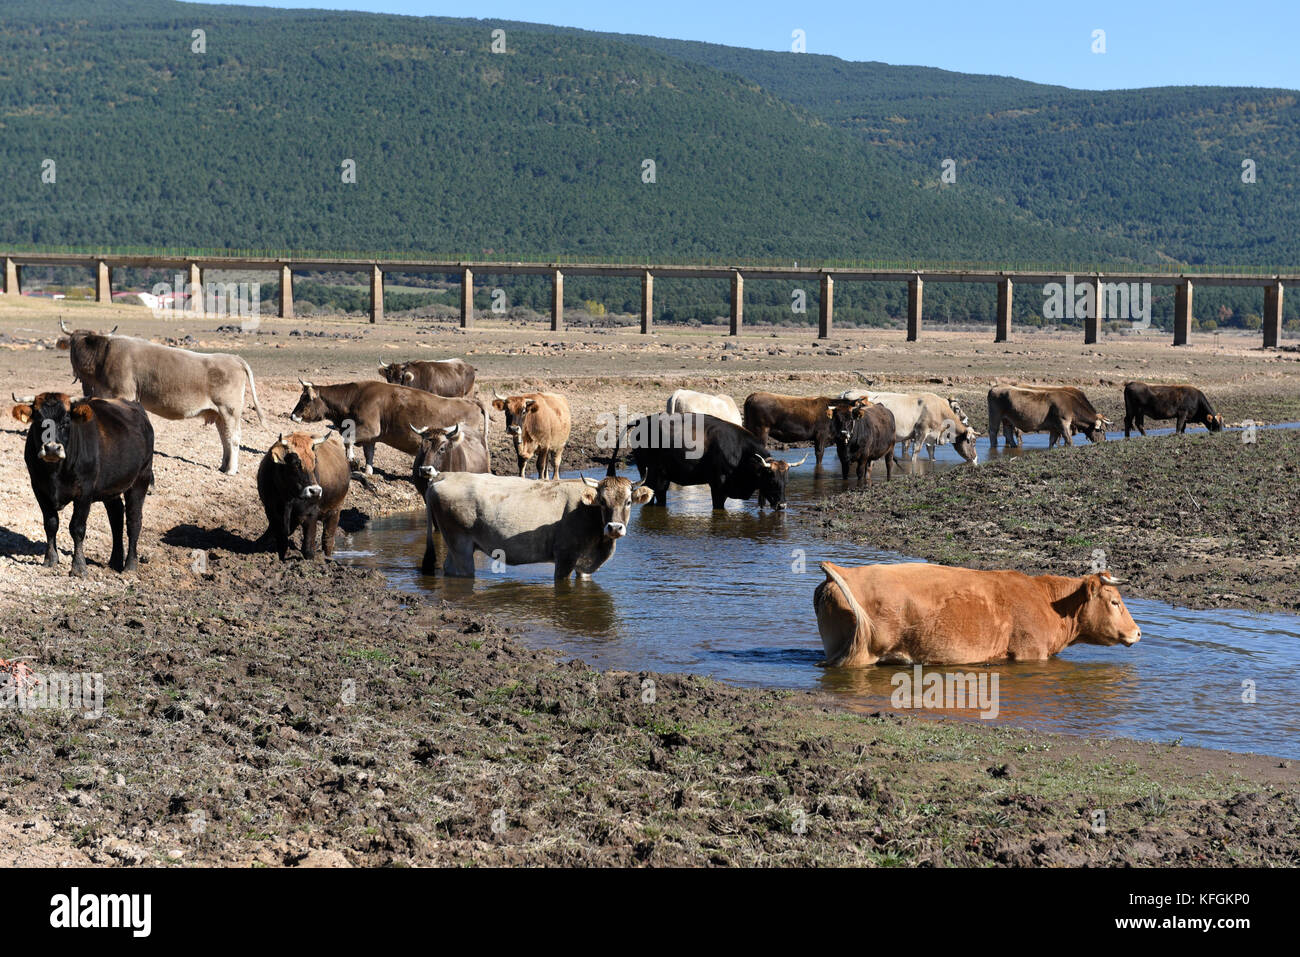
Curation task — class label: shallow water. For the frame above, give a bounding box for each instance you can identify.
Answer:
[337,422,1300,759]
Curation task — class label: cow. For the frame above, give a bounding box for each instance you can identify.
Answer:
[986,384,1111,450]
[829,400,898,481]
[257,431,350,560]
[1123,381,1225,437]
[607,412,804,510]
[842,390,979,463]
[491,391,572,479]
[814,562,1141,667]
[421,471,654,579]
[57,322,265,475]
[289,380,489,475]
[11,392,154,577]
[410,422,490,497]
[743,392,855,466]
[666,388,743,427]
[377,358,476,398]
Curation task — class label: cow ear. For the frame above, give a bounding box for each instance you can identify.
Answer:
[580,487,598,505]
[71,402,94,422]
[825,407,835,418]
[271,445,287,463]
[57,337,71,350]
[11,404,32,424]
[632,486,654,504]
[491,399,506,411]
[524,399,537,411]
[402,372,415,384]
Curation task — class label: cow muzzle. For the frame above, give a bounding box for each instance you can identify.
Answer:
[507,425,522,436]
[1121,628,1141,646]
[604,522,627,539]
[290,414,303,423]
[41,444,66,463]
[301,484,323,499]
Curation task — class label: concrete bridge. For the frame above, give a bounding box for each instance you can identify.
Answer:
[2,251,1292,348]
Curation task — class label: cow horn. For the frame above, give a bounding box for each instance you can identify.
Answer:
[59,320,71,333]
[580,474,600,488]
[409,424,429,436]
[298,377,313,389]
[790,451,810,467]
[378,361,389,369]
[446,423,460,438]
[12,393,35,404]
[1102,418,1115,427]
[493,388,506,401]
[312,431,332,447]
[108,326,118,336]
[276,432,287,446]
[1100,574,1127,586]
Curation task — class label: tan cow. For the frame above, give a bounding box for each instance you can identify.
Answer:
[814,562,1140,666]
[666,389,743,427]
[58,323,265,475]
[492,391,572,479]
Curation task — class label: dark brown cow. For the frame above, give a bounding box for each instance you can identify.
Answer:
[377,358,476,398]
[1123,382,1225,437]
[411,422,491,497]
[491,391,572,479]
[742,392,854,466]
[257,432,351,560]
[289,380,489,475]
[987,384,1111,450]
[12,392,154,577]
[829,400,898,481]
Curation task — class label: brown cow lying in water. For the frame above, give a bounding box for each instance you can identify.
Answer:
[814,562,1141,666]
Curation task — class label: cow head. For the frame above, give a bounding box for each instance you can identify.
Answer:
[1073,573,1142,647]
[492,392,535,438]
[1206,413,1225,432]
[578,475,654,539]
[411,423,466,495]
[827,400,869,443]
[1081,416,1111,443]
[55,321,116,385]
[12,392,94,464]
[290,379,327,423]
[268,432,331,499]
[378,361,414,386]
[748,451,804,510]
[951,424,980,463]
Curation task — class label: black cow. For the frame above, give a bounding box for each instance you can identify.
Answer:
[606,412,803,509]
[11,393,154,576]
[1123,382,1225,437]
[830,401,898,481]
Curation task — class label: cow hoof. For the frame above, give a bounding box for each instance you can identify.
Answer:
[70,565,89,579]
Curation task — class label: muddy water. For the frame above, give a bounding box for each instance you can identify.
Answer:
[338,425,1300,759]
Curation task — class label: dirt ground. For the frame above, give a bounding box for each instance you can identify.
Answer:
[2,297,1298,866]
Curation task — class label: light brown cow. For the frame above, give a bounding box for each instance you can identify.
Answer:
[58,323,266,475]
[814,562,1140,666]
[491,391,572,479]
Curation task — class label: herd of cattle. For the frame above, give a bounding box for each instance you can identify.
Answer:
[8,323,1230,664]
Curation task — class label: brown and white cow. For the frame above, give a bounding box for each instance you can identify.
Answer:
[814,562,1141,666]
[743,392,856,466]
[257,431,351,560]
[290,380,489,475]
[666,389,743,427]
[842,390,979,463]
[421,471,653,579]
[987,384,1111,450]
[58,323,265,475]
[1123,381,1225,437]
[491,391,572,479]
[377,358,476,398]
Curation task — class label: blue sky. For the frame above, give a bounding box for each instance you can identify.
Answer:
[196,0,1300,90]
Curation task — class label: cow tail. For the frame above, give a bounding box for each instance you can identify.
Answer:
[240,358,267,427]
[477,395,491,470]
[817,562,874,665]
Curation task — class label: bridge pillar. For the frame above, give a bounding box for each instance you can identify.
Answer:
[907,275,923,341]
[3,257,17,295]
[1263,281,1283,348]
[995,278,1012,342]
[729,271,743,336]
[551,269,564,332]
[95,260,112,304]
[818,274,833,339]
[1173,281,1193,345]
[279,265,294,319]
[1085,275,1104,344]
[369,265,383,324]
[460,268,474,328]
[188,262,203,315]
[640,271,653,334]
